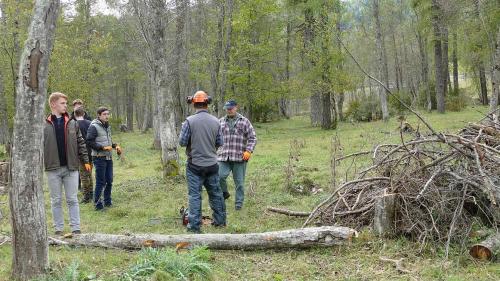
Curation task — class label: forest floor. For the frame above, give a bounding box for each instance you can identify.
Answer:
[0,105,499,280]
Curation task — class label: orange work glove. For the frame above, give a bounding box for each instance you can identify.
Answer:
[242,151,252,161]
[84,163,92,172]
[116,145,123,155]
[102,146,113,151]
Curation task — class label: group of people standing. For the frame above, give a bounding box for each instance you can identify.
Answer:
[179,91,257,233]
[42,90,256,235]
[44,92,120,235]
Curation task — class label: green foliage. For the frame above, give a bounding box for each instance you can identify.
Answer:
[388,90,413,114]
[34,262,92,281]
[445,91,469,112]
[120,247,213,281]
[345,96,382,122]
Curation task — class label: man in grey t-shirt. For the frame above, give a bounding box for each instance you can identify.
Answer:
[179,91,226,233]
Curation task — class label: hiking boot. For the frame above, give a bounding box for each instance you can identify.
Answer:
[104,202,113,208]
[54,230,63,236]
[95,203,104,211]
[72,230,81,235]
[235,206,242,211]
[223,192,230,200]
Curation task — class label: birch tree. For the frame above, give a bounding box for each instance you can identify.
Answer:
[9,0,60,279]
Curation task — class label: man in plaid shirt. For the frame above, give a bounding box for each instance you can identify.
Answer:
[217,100,257,210]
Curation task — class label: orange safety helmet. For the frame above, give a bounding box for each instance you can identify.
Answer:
[187,91,212,104]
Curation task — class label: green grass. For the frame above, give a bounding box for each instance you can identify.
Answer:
[1,105,499,280]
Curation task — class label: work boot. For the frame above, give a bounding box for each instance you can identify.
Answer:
[223,192,230,200]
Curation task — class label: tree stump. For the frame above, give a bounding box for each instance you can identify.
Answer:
[470,233,500,261]
[373,190,396,237]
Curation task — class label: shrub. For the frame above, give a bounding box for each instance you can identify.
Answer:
[445,91,469,112]
[388,90,413,114]
[345,96,382,122]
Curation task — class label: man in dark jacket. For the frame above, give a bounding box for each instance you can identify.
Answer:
[86,107,122,210]
[70,99,92,121]
[74,108,93,203]
[44,92,91,235]
[179,91,226,233]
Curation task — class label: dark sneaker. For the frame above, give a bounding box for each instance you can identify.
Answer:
[72,230,81,235]
[55,231,63,236]
[104,203,113,207]
[223,192,230,200]
[235,206,242,210]
[95,204,104,211]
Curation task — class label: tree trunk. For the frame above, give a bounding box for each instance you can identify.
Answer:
[0,71,9,145]
[442,26,451,96]
[417,30,431,111]
[304,7,320,126]
[392,33,401,92]
[126,80,134,131]
[218,0,233,115]
[373,0,389,121]
[478,63,489,105]
[470,233,500,261]
[432,0,445,113]
[172,0,187,131]
[211,0,224,116]
[452,31,459,94]
[280,17,292,119]
[9,0,60,279]
[490,27,500,117]
[0,226,357,250]
[337,93,344,121]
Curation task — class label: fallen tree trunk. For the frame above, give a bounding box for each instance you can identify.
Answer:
[469,233,500,261]
[0,226,357,250]
[266,207,311,217]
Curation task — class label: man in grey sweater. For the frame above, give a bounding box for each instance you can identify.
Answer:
[179,91,226,233]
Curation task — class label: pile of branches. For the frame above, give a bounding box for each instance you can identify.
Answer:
[304,114,500,248]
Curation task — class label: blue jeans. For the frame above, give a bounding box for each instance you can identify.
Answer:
[93,158,113,208]
[218,161,247,208]
[186,164,226,232]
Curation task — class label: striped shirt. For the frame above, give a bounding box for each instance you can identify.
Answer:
[217,113,257,162]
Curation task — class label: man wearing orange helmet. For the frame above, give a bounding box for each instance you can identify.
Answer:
[179,91,226,233]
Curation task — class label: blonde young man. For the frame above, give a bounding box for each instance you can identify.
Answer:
[44,92,91,235]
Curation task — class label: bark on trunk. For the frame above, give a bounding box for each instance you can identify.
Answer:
[470,233,500,261]
[0,227,357,250]
[478,63,489,105]
[126,80,134,131]
[218,0,233,114]
[0,71,9,145]
[442,26,450,96]
[9,0,60,279]
[373,191,396,237]
[210,0,224,116]
[373,0,389,121]
[172,0,187,131]
[417,30,431,111]
[452,31,459,94]
[490,27,500,117]
[432,0,445,113]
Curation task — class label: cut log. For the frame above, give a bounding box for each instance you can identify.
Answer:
[0,226,357,250]
[373,191,396,237]
[266,207,311,217]
[469,233,500,261]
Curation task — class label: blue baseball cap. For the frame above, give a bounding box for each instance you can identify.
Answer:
[223,100,238,110]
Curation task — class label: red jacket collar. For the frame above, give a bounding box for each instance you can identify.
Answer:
[46,112,70,124]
